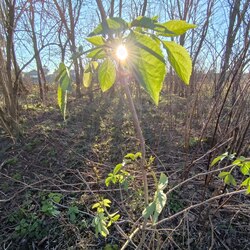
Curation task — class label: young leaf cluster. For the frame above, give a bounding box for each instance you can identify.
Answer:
[55,16,196,119]
[85,16,196,105]
[91,199,120,237]
[211,153,250,194]
[105,152,140,189]
[41,192,63,217]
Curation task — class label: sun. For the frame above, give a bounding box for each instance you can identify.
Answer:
[116,44,128,61]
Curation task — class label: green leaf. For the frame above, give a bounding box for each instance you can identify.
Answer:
[142,202,156,219]
[131,16,174,34]
[92,61,99,70]
[159,20,196,37]
[92,202,101,209]
[92,213,109,237]
[56,63,71,120]
[48,193,62,203]
[142,172,167,224]
[158,173,168,190]
[111,214,120,222]
[224,174,237,186]
[83,64,93,88]
[89,17,128,36]
[153,190,167,223]
[241,177,250,187]
[113,163,123,174]
[57,63,71,91]
[105,176,112,187]
[135,152,142,159]
[211,152,229,167]
[247,185,250,195]
[87,47,106,59]
[218,171,230,178]
[124,153,135,160]
[240,161,250,176]
[130,32,166,105]
[103,199,111,207]
[57,85,67,120]
[98,58,116,92]
[131,16,157,29]
[162,41,192,84]
[86,36,105,46]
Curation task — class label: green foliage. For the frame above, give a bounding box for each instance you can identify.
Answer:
[129,31,166,104]
[158,20,196,36]
[56,62,71,120]
[92,199,111,213]
[41,192,62,217]
[14,215,44,239]
[5,156,18,166]
[218,171,236,186]
[55,16,195,118]
[98,58,116,92]
[142,173,168,224]
[241,177,250,194]
[162,41,192,84]
[104,243,119,250]
[92,199,120,237]
[67,206,79,223]
[210,152,230,167]
[105,152,140,189]
[88,17,128,36]
[124,152,142,160]
[86,36,105,46]
[92,212,109,237]
[8,202,46,241]
[212,153,250,194]
[86,16,195,105]
[83,61,98,88]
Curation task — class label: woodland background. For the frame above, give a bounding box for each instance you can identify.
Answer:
[0,0,249,249]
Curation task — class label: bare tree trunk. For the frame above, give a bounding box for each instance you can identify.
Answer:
[141,0,147,16]
[0,0,19,136]
[216,0,250,95]
[119,0,122,17]
[53,0,83,97]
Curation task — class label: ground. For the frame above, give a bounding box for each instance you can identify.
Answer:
[0,85,249,249]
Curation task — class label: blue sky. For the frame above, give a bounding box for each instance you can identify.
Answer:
[14,0,238,74]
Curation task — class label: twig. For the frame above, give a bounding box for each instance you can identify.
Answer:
[121,227,140,250]
[208,215,215,250]
[155,189,246,226]
[166,163,236,195]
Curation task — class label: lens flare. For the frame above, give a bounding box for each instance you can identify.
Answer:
[116,44,128,61]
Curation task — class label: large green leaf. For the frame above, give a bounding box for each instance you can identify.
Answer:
[83,64,92,88]
[159,20,196,36]
[163,41,192,84]
[98,58,116,92]
[88,17,128,36]
[56,62,71,91]
[158,173,168,190]
[142,172,167,224]
[57,85,67,120]
[86,36,105,46]
[131,16,174,34]
[211,152,229,167]
[87,47,106,59]
[56,63,71,120]
[130,32,166,105]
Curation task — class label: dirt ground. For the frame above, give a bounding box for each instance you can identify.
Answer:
[1,87,249,249]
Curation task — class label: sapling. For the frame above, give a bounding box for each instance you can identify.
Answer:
[56,16,196,247]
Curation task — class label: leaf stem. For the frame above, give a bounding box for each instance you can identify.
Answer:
[123,81,148,205]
